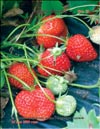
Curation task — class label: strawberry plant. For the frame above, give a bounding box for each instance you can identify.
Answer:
[0,0,100,129]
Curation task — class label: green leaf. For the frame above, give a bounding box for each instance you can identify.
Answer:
[67,107,99,129]
[0,70,5,89]
[88,110,99,128]
[67,0,98,14]
[41,0,64,15]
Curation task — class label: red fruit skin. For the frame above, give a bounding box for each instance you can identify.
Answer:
[66,34,98,62]
[36,15,68,48]
[40,15,66,35]
[37,49,71,77]
[8,62,35,89]
[37,32,61,48]
[15,88,55,121]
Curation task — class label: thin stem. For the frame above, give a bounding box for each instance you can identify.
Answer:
[69,78,100,89]
[23,45,56,104]
[7,73,32,90]
[39,80,46,85]
[1,58,38,64]
[11,15,67,41]
[42,65,64,74]
[65,4,100,12]
[20,15,92,40]
[21,33,66,43]
[4,70,21,129]
[24,16,60,33]
[15,9,37,42]
[36,73,48,79]
[57,14,92,31]
[5,24,30,41]
[38,64,52,76]
[1,56,64,74]
[1,52,11,65]
[69,15,92,31]
[1,43,39,57]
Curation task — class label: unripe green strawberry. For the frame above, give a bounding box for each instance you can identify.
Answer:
[46,75,68,95]
[56,95,77,116]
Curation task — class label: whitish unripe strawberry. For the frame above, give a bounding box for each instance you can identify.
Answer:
[56,95,77,116]
[89,25,100,45]
[46,75,68,95]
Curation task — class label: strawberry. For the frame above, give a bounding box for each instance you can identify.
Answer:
[46,75,68,95]
[15,87,55,121]
[39,15,66,35]
[37,33,61,48]
[8,62,35,89]
[36,15,68,48]
[89,25,100,45]
[56,95,77,116]
[66,34,97,62]
[37,47,71,77]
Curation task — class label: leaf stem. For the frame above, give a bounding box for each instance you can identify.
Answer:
[4,69,21,129]
[1,58,38,64]
[5,24,30,41]
[1,43,39,57]
[65,4,100,12]
[57,14,92,31]
[7,73,32,90]
[69,78,100,89]
[21,33,66,43]
[23,45,56,104]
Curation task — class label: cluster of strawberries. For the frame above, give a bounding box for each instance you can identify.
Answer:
[8,15,98,121]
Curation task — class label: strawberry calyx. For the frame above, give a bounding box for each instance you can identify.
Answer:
[49,43,66,62]
[64,71,77,83]
[51,46,62,57]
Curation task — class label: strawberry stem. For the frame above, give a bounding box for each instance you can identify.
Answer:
[57,14,92,31]
[5,23,30,41]
[69,78,100,89]
[25,15,62,33]
[4,69,21,129]
[36,73,48,79]
[1,43,39,57]
[21,33,66,43]
[7,73,32,90]
[23,45,56,104]
[1,58,38,65]
[65,4,100,12]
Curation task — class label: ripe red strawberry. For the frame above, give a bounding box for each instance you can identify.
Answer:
[15,87,55,121]
[36,15,68,48]
[37,33,61,48]
[39,15,66,35]
[66,34,97,62]
[37,48,71,77]
[8,62,35,89]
